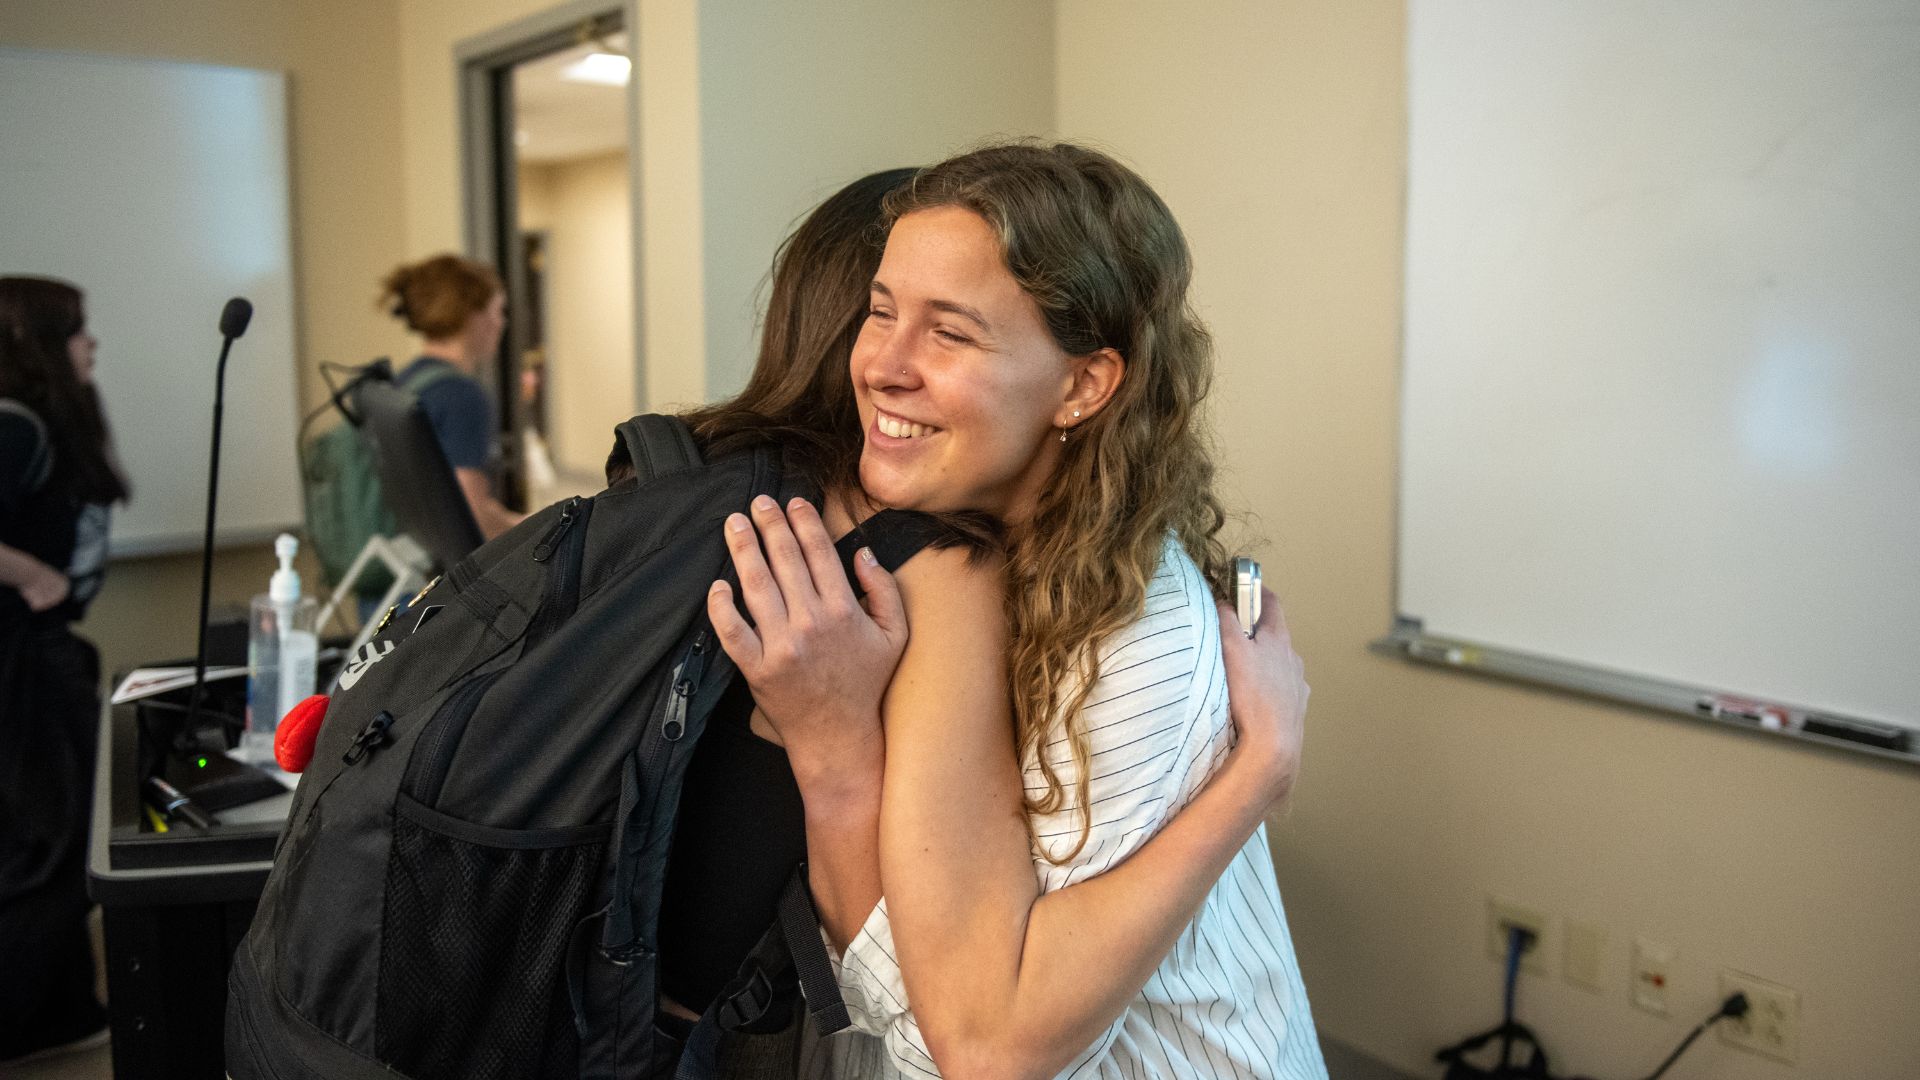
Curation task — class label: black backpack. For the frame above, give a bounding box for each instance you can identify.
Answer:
[227,415,873,1080]
[299,358,460,596]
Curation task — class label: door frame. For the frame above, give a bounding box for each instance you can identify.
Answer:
[455,0,636,507]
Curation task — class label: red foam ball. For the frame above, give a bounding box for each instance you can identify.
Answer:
[275,694,330,773]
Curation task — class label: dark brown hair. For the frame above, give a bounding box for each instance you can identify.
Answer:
[378,254,502,339]
[0,276,129,504]
[674,168,916,492]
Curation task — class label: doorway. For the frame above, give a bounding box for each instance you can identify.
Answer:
[458,4,636,511]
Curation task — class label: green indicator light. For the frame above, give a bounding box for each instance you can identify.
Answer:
[197,757,209,768]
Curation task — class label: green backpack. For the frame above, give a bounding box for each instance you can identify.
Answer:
[299,362,456,597]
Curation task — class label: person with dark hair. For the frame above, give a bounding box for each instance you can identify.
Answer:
[715,143,1326,1078]
[0,275,129,1065]
[628,161,1315,1077]
[378,253,524,538]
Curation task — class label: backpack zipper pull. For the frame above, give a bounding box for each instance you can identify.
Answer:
[532,497,582,563]
[342,711,394,765]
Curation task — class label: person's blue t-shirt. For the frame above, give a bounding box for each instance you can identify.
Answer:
[398,357,496,474]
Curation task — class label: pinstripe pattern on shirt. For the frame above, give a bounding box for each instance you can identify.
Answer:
[809,535,1326,1080]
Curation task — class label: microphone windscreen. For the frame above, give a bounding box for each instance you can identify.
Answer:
[219,297,253,339]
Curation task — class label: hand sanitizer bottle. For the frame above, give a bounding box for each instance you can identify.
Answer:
[243,534,319,764]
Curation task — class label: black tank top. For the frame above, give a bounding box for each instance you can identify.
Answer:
[654,510,971,1011]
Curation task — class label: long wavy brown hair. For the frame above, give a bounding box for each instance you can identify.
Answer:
[887,142,1231,861]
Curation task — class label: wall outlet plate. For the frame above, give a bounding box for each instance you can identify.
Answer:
[1486,898,1550,976]
[1719,969,1800,1064]
[1562,919,1607,993]
[1630,938,1675,1016]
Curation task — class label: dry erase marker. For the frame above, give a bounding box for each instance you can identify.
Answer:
[1697,695,1797,731]
[144,775,218,829]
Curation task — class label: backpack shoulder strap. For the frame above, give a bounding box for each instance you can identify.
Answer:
[674,865,850,1079]
[397,359,460,395]
[612,414,704,484]
[832,508,963,594]
[0,398,53,493]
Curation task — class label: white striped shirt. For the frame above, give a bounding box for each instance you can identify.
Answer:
[808,535,1327,1080]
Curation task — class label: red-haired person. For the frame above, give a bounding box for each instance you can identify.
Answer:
[378,254,525,539]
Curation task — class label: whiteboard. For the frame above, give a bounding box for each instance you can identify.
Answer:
[0,48,301,556]
[1399,2,1920,733]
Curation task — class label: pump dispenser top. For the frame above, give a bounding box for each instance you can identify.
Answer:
[270,533,302,604]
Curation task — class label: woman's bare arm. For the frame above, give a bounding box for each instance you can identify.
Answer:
[876,552,1301,1080]
[454,467,526,540]
[712,502,1309,1078]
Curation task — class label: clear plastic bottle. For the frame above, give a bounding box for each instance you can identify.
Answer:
[242,533,319,765]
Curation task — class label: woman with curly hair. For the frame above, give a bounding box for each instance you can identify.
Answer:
[716,143,1326,1078]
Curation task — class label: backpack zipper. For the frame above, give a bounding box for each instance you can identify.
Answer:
[604,629,709,960]
[532,496,581,563]
[340,711,393,765]
[398,670,506,805]
[384,497,592,806]
[524,496,594,650]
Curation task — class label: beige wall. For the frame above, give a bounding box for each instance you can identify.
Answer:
[1,0,410,671]
[1057,3,1920,1078]
[0,0,409,410]
[519,152,638,478]
[394,0,565,256]
[690,0,1055,400]
[395,0,1052,413]
[394,0,683,410]
[633,0,704,411]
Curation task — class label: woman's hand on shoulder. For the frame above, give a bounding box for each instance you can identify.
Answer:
[1215,586,1308,807]
[707,495,907,787]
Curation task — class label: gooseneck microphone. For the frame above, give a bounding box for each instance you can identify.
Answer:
[185,298,253,736]
[219,296,253,340]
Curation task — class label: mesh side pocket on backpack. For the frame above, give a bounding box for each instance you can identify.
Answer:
[378,795,609,1080]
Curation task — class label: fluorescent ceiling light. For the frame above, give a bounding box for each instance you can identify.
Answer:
[561,52,630,87]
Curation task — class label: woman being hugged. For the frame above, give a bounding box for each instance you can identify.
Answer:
[0,276,129,1065]
[716,142,1325,1079]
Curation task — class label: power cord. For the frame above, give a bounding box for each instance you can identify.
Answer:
[1439,929,1753,1080]
[1640,991,1749,1080]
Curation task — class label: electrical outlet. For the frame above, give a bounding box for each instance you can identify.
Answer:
[1630,938,1674,1016]
[1719,969,1800,1064]
[1486,898,1549,976]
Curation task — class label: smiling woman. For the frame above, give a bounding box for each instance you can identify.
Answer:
[713,142,1327,1080]
[853,204,1124,525]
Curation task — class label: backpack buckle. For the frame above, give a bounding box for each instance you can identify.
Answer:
[717,968,774,1031]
